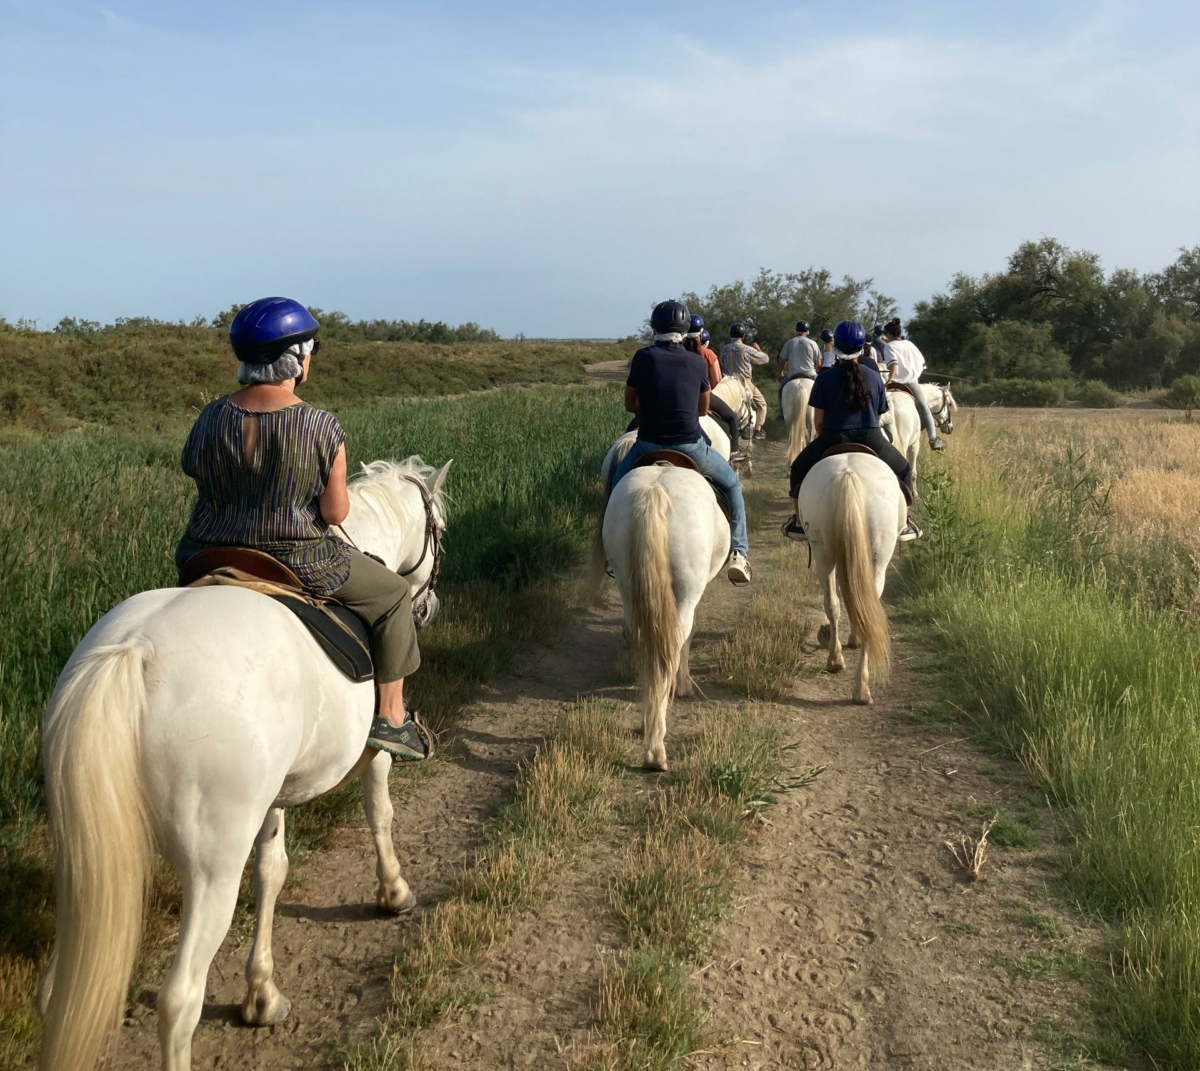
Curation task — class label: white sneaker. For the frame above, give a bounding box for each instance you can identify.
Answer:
[728,553,752,585]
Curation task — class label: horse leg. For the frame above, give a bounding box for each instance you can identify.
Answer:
[157,839,251,1071]
[841,573,860,649]
[241,807,292,1026]
[676,620,696,698]
[818,554,844,672]
[361,749,417,913]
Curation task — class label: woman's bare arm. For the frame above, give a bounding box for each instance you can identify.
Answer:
[320,444,350,526]
[812,408,825,435]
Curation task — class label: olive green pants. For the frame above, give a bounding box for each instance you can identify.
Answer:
[331,549,421,683]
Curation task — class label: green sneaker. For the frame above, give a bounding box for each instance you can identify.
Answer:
[368,710,434,761]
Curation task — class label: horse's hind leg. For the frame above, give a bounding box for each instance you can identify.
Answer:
[676,618,697,698]
[242,807,292,1026]
[362,750,417,913]
[158,831,254,1071]
[818,555,844,672]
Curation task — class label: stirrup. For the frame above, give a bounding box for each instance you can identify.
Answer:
[899,520,922,542]
[782,519,807,542]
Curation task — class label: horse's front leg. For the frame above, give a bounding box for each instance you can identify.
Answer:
[362,749,417,913]
[242,807,292,1026]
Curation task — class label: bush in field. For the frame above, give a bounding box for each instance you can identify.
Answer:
[956,378,1069,407]
[1164,374,1200,417]
[961,321,1071,381]
[1073,379,1123,408]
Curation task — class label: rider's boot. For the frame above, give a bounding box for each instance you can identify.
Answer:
[899,517,922,541]
[728,553,752,585]
[929,436,947,452]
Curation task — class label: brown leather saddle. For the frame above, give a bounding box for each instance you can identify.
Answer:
[178,547,374,682]
[819,444,913,505]
[885,381,917,399]
[631,451,733,523]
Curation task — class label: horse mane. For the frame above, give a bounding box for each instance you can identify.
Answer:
[348,456,447,532]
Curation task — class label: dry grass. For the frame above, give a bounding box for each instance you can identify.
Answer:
[945,818,996,882]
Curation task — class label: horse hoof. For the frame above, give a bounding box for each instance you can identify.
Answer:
[643,752,668,773]
[379,887,418,915]
[827,660,844,674]
[853,692,873,706]
[242,989,291,1027]
[845,637,861,650]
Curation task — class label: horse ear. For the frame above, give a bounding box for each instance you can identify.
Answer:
[427,460,453,497]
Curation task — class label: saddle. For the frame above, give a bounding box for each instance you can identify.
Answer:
[178,547,374,683]
[885,381,918,399]
[819,443,914,505]
[631,451,734,523]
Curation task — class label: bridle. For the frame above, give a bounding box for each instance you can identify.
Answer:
[930,384,954,431]
[398,475,443,605]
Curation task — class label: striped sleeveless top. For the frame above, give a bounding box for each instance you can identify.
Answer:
[176,398,351,594]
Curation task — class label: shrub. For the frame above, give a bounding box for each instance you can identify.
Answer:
[1073,380,1123,408]
[1164,375,1200,415]
[957,378,1069,407]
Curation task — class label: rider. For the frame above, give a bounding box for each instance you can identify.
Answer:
[612,300,752,585]
[869,324,888,370]
[882,317,946,452]
[175,297,433,761]
[819,328,836,369]
[720,323,770,439]
[782,320,920,543]
[777,319,822,418]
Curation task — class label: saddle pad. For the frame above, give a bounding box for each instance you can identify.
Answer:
[188,572,374,683]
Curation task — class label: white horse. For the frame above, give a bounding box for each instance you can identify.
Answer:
[711,375,755,473]
[37,456,452,1071]
[879,384,957,484]
[782,375,816,463]
[599,460,729,770]
[796,452,901,705]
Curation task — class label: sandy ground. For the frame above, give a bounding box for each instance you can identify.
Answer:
[102,440,1099,1071]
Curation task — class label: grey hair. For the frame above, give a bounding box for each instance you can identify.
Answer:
[236,339,313,385]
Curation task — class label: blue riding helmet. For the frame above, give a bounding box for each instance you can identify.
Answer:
[689,313,705,333]
[700,329,711,344]
[833,320,867,354]
[230,297,320,364]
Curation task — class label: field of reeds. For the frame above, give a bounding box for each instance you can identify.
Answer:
[0,383,625,1063]
[899,408,1200,1067]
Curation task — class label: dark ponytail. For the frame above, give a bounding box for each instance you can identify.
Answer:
[683,335,702,355]
[841,358,871,412]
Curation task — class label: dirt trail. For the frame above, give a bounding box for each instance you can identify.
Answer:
[108,441,1094,1070]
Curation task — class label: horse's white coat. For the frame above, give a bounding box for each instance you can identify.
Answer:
[602,463,729,770]
[797,454,902,705]
[880,384,956,486]
[38,457,450,1071]
[598,413,730,490]
[782,376,815,463]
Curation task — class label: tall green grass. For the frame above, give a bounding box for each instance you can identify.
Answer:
[0,384,623,1061]
[901,436,1200,1067]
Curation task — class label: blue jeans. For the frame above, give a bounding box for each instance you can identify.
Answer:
[612,437,749,557]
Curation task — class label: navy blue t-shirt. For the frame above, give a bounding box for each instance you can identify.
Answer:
[627,342,709,445]
[809,359,889,430]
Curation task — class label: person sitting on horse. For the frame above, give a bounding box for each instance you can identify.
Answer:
[687,315,745,460]
[819,328,835,369]
[782,319,920,542]
[869,323,888,371]
[613,299,752,585]
[777,319,822,419]
[719,322,770,439]
[175,296,433,761]
[882,317,946,452]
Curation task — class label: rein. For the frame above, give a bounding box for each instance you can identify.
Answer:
[336,475,443,604]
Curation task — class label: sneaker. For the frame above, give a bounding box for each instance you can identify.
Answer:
[899,519,922,542]
[368,710,434,761]
[782,518,807,542]
[752,429,767,441]
[729,449,750,464]
[929,437,947,452]
[728,553,752,585]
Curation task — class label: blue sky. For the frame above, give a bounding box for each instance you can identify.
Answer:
[2,0,1198,336]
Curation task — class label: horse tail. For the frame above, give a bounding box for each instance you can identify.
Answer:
[786,386,807,464]
[628,481,680,732]
[40,640,155,1071]
[828,471,891,685]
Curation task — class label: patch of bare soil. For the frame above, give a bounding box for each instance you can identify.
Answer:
[585,360,629,383]
[106,442,1099,1071]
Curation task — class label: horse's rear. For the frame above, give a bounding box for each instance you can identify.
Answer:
[797,455,904,705]
[603,466,729,769]
[39,586,375,1071]
[782,377,815,463]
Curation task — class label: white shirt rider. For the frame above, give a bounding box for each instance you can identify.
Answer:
[883,337,926,385]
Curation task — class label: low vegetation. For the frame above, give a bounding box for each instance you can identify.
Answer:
[900,410,1200,1067]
